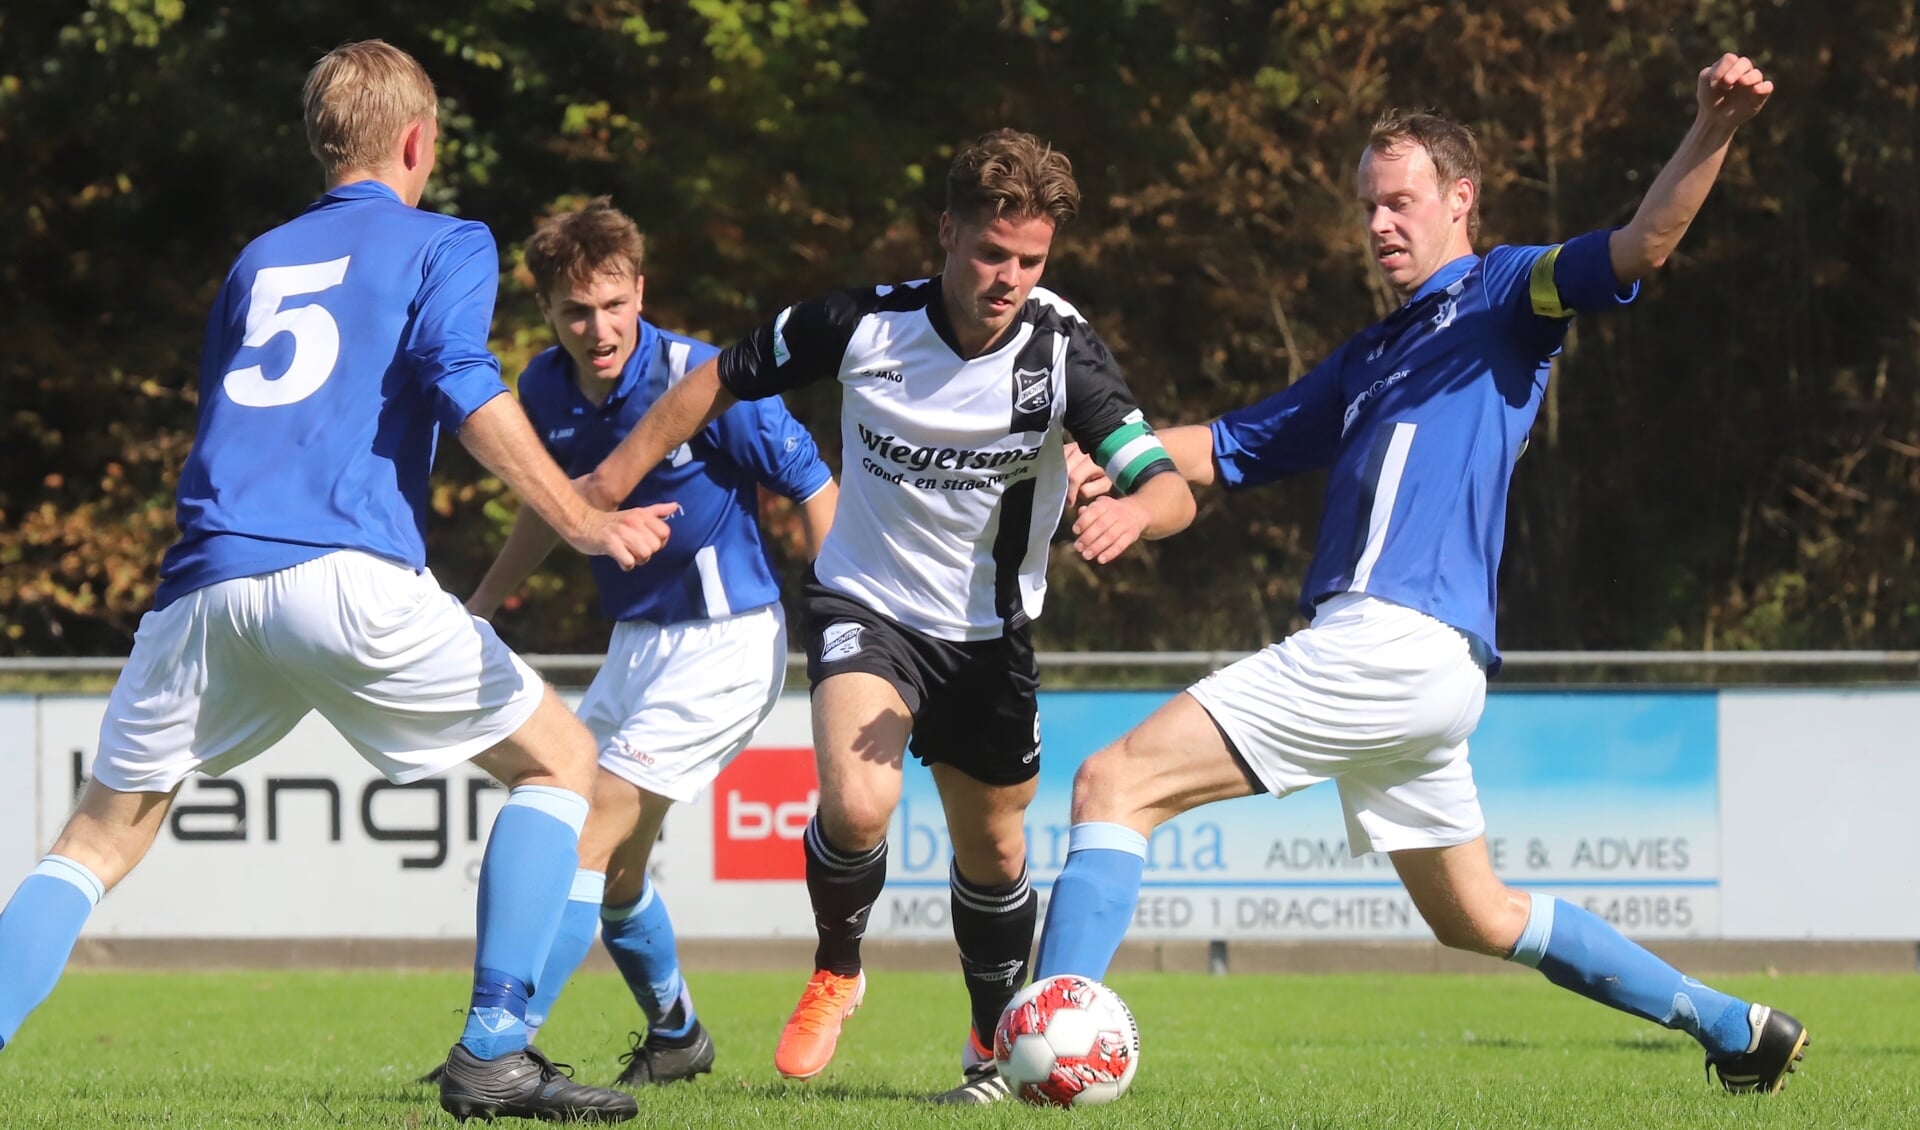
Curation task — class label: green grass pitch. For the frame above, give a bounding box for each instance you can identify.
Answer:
[1,970,1914,1127]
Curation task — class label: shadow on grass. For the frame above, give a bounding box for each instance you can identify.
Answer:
[1462,1035,1537,1050]
[746,1079,939,1102]
[1612,1037,1687,1054]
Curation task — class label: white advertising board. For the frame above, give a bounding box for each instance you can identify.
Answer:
[1,687,1913,942]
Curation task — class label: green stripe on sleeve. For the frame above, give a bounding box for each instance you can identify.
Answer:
[1112,440,1172,494]
[1092,419,1150,467]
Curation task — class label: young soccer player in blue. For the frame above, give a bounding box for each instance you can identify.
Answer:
[1036,53,1810,1096]
[0,42,657,1123]
[427,199,836,1087]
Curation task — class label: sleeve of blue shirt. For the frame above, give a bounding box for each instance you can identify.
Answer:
[407,222,509,429]
[513,359,562,460]
[1209,343,1351,489]
[1483,228,1639,319]
[711,397,834,502]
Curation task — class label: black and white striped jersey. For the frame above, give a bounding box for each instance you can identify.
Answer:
[717,277,1175,641]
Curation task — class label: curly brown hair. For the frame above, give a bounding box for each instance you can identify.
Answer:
[524,197,647,294]
[946,128,1080,227]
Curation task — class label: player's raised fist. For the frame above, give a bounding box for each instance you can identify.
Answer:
[1697,53,1772,130]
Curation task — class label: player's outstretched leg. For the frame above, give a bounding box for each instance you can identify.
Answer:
[1036,693,1263,982]
[604,878,714,1085]
[0,858,107,1049]
[0,781,174,1051]
[438,694,637,1123]
[1394,842,1810,1095]
[1507,893,1808,1093]
[1033,823,1148,982]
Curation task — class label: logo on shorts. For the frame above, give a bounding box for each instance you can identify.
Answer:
[821,622,864,663]
[1013,366,1052,415]
[609,736,656,767]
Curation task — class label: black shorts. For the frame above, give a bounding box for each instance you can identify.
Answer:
[800,576,1040,786]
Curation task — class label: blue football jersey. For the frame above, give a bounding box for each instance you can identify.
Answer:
[155,181,508,608]
[519,318,832,626]
[1211,229,1637,669]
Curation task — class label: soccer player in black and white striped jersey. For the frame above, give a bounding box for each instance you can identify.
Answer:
[583,129,1195,1102]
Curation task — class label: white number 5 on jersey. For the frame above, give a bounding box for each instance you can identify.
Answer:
[222,256,352,407]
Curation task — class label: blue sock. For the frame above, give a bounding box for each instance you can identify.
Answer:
[0,857,107,1049]
[1033,823,1147,981]
[1509,893,1753,1056]
[461,785,588,1060]
[601,879,695,1038]
[523,870,605,1038]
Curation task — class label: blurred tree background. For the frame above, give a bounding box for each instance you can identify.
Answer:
[1,0,1914,657]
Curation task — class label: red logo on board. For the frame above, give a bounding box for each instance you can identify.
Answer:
[712,747,817,880]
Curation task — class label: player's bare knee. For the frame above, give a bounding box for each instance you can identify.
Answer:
[1426,895,1526,957]
[1069,744,1138,823]
[953,826,1028,885]
[817,794,891,853]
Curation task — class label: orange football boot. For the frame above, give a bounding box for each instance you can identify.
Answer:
[773,970,867,1079]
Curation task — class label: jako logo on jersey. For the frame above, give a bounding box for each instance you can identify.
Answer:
[855,366,903,383]
[713,747,818,880]
[1013,366,1051,414]
[1342,369,1410,436]
[821,622,864,662]
[772,307,793,366]
[547,427,576,442]
[855,423,1041,473]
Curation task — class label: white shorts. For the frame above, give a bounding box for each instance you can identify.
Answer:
[93,551,544,793]
[578,604,787,803]
[1186,593,1488,855]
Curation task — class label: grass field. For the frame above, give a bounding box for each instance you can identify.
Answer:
[1,969,1913,1127]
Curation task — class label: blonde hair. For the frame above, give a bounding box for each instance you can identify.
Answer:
[1367,110,1483,240]
[302,40,438,176]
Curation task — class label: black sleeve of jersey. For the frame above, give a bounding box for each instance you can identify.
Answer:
[716,289,868,401]
[1060,319,1179,492]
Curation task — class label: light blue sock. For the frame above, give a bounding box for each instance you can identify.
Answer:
[461,785,588,1060]
[0,856,107,1049]
[601,879,695,1038]
[524,870,605,1038]
[1509,893,1753,1056]
[1033,823,1148,981]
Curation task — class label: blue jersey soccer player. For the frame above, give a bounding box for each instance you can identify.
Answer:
[1037,54,1810,1096]
[437,199,836,1087]
[0,42,660,1123]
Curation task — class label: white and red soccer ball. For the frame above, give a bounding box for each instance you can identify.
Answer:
[993,974,1140,1107]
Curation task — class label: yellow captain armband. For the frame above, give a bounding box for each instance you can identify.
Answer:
[1528,244,1575,319]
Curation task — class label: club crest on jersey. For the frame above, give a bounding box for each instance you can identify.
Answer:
[821,622,864,662]
[1013,366,1052,415]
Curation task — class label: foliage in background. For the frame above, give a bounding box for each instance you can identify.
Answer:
[2,0,1914,656]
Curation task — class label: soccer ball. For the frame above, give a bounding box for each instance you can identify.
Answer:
[993,974,1140,1107]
